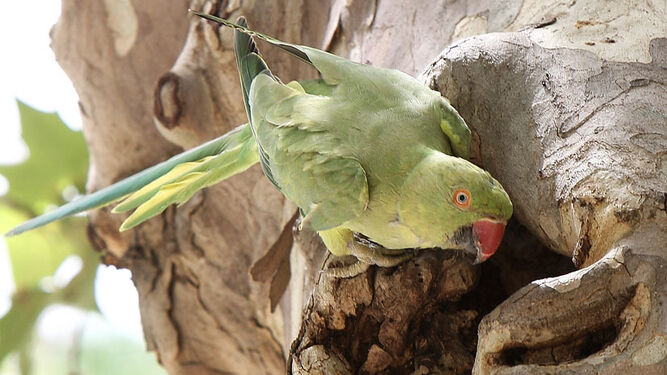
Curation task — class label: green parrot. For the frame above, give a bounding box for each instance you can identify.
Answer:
[6,12,512,277]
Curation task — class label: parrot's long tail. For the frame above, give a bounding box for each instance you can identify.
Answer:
[6,123,258,236]
[191,10,313,66]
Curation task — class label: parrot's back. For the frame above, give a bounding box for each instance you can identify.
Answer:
[235,27,455,239]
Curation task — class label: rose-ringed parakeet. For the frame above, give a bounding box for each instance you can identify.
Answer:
[6,12,512,277]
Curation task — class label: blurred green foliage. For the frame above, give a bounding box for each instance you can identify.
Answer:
[0,101,88,215]
[0,102,165,375]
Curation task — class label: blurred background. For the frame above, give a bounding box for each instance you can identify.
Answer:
[0,2,165,374]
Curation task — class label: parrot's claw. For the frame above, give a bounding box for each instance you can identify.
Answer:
[323,260,371,278]
[348,241,415,268]
[322,242,416,279]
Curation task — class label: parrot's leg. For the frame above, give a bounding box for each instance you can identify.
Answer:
[318,227,370,278]
[318,227,415,278]
[347,242,415,268]
[323,261,370,278]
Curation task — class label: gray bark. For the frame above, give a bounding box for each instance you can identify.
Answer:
[421,7,666,373]
[51,0,665,374]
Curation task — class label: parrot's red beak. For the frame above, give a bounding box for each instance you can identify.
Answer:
[472,219,506,264]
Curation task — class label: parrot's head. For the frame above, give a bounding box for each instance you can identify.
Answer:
[398,150,512,263]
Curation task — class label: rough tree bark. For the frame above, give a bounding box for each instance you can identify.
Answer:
[50,0,665,374]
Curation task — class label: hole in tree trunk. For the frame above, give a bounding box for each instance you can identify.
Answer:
[400,219,577,374]
[498,323,618,366]
[443,219,578,372]
[295,219,580,374]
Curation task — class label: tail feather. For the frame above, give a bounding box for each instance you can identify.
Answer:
[191,10,346,85]
[118,137,258,231]
[112,158,217,213]
[6,123,257,236]
[191,11,312,65]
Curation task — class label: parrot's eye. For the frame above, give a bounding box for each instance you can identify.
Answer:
[454,189,471,208]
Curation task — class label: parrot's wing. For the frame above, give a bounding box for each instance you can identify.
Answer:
[194,11,473,161]
[232,17,279,189]
[5,123,257,236]
[230,17,369,231]
[192,11,349,85]
[438,103,472,160]
[250,74,369,231]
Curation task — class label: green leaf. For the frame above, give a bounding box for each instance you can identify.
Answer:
[19,349,32,375]
[0,203,90,291]
[0,102,96,368]
[0,249,99,369]
[0,100,88,215]
[0,101,92,291]
[0,288,53,363]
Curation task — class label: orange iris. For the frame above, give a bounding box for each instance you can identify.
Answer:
[453,189,471,208]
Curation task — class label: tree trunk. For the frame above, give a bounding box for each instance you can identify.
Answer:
[51,0,665,374]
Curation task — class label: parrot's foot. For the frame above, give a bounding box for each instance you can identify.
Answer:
[323,260,371,278]
[323,242,416,278]
[348,241,415,268]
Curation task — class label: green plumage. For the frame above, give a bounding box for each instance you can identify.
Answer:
[7,12,512,271]
[5,123,257,236]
